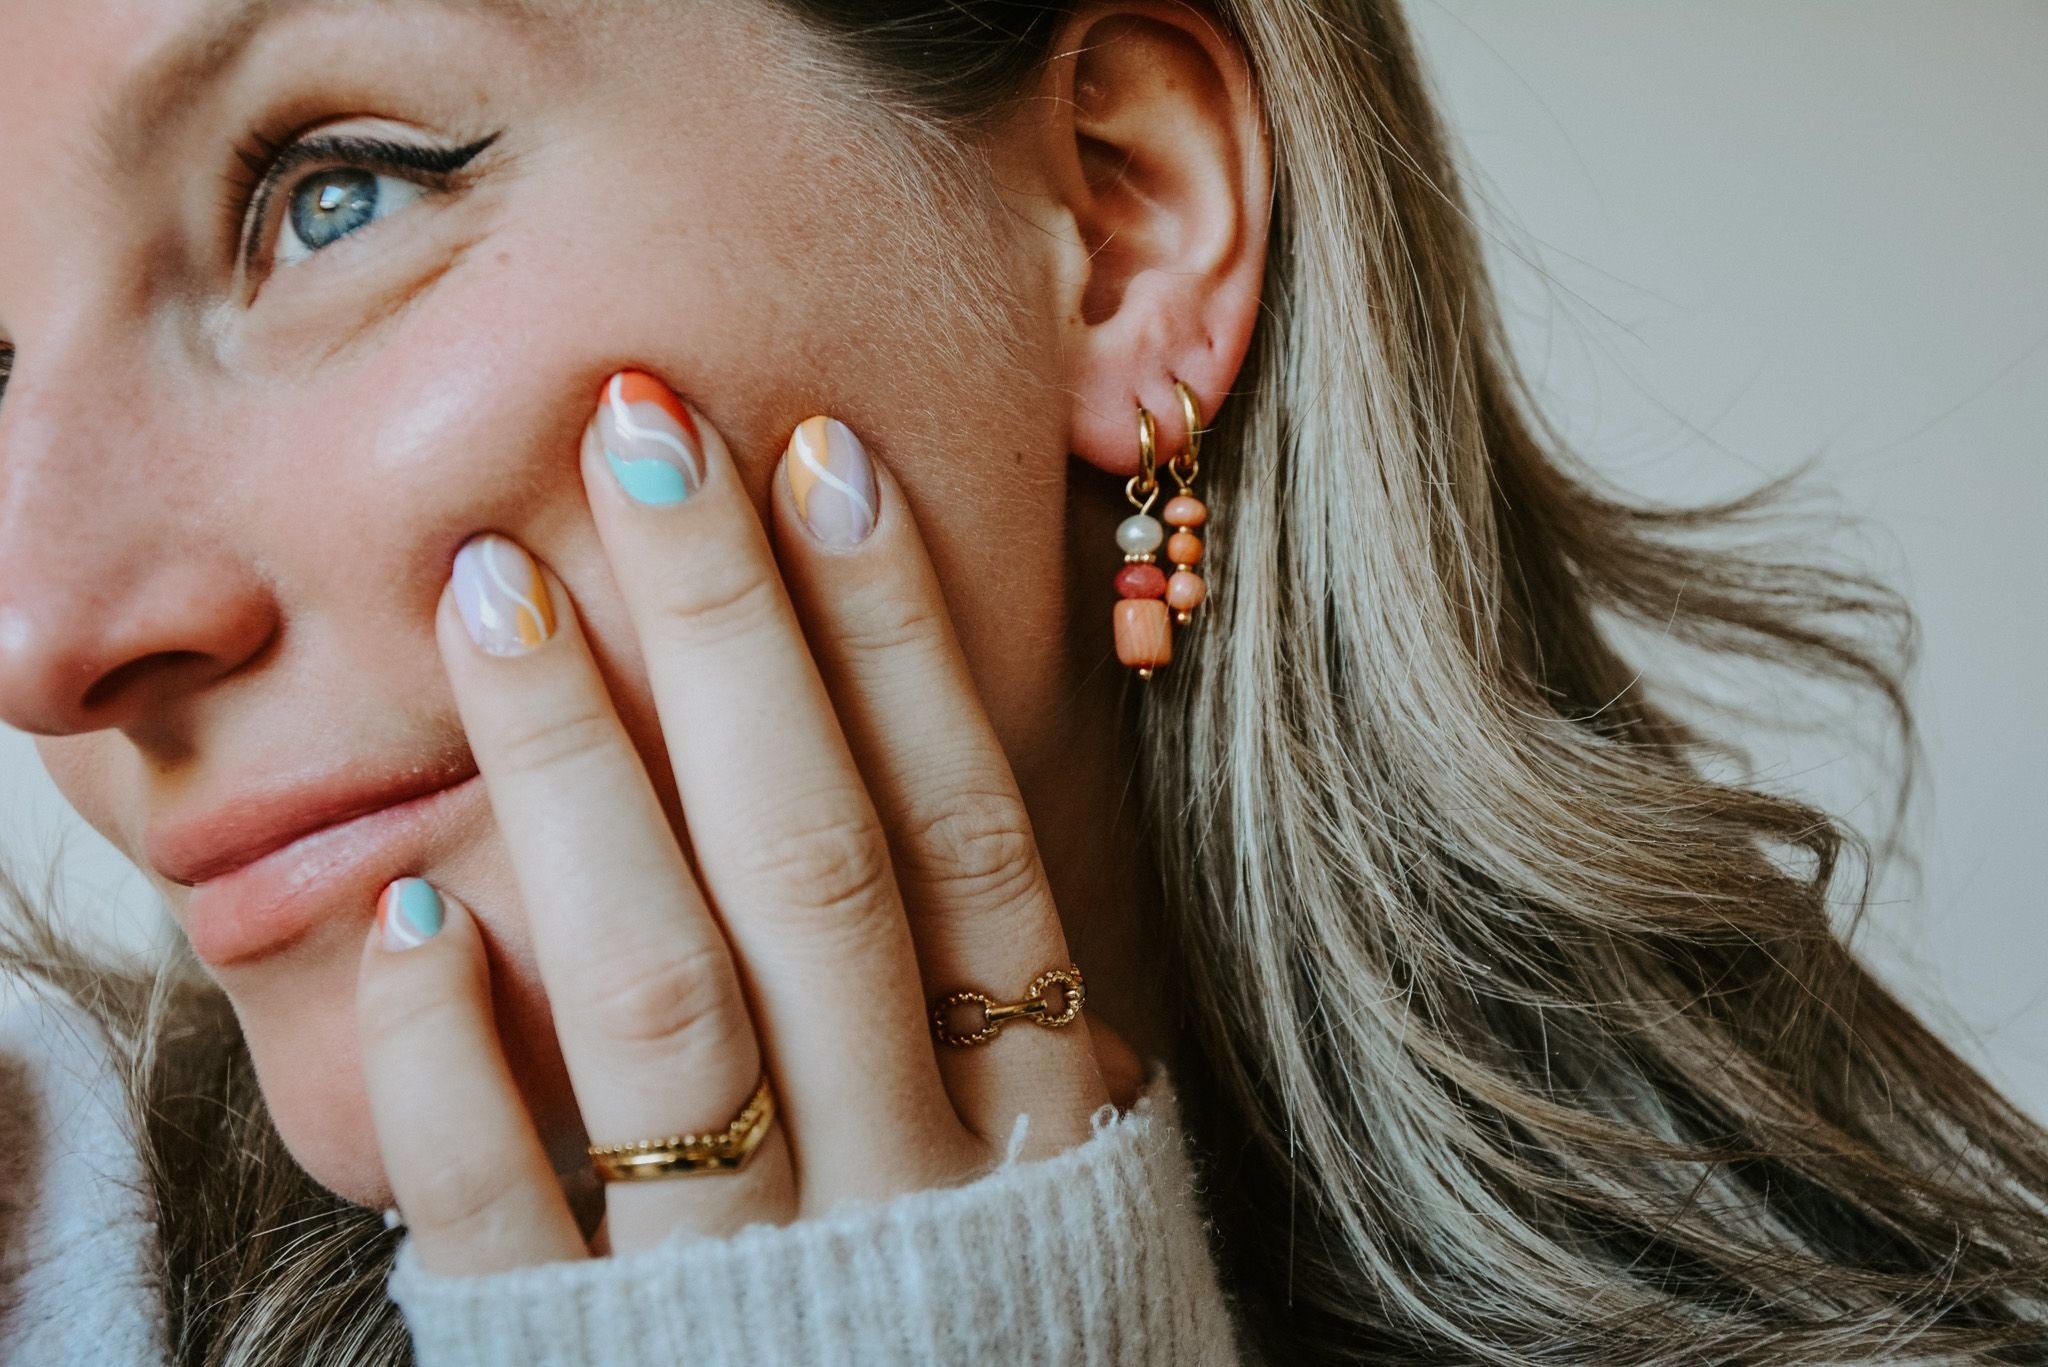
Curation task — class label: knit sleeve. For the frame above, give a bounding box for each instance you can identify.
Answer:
[387,1080,1242,1367]
[0,977,167,1366]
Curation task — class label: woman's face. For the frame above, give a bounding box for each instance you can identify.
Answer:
[0,0,1089,1202]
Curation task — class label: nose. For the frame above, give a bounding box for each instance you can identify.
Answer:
[0,370,279,737]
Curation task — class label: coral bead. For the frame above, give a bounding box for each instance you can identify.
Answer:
[1116,515,1164,556]
[1167,531,1205,567]
[1167,571,1207,612]
[1164,495,1209,529]
[1115,563,1169,599]
[1114,599,1174,670]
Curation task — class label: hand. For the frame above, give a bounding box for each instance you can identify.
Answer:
[353,371,1136,1274]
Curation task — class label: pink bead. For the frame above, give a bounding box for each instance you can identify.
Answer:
[1163,496,1209,529]
[1115,563,1169,599]
[1167,531,1205,567]
[1167,571,1207,612]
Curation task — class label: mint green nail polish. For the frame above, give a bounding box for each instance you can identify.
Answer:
[379,878,444,951]
[606,449,692,506]
[591,371,704,507]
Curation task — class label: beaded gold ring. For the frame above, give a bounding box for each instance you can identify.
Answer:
[587,1074,776,1181]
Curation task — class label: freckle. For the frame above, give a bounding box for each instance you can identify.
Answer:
[494,250,513,269]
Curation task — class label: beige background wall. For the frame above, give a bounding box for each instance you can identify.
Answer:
[4,2,2045,1106]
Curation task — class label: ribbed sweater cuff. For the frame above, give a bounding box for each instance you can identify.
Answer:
[388,1082,1238,1367]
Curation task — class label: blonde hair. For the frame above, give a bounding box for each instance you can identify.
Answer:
[8,2,2048,1362]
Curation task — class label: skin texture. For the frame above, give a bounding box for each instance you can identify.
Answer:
[0,0,1269,1230]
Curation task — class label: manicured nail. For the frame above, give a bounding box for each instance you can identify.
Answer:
[589,370,704,507]
[786,417,879,548]
[378,878,445,951]
[451,533,556,657]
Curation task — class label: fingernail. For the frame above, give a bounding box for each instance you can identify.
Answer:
[589,370,704,507]
[378,878,445,951]
[786,417,879,548]
[451,533,556,657]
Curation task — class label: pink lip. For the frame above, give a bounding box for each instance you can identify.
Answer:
[153,764,483,968]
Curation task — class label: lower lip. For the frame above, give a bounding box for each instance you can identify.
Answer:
[183,776,483,968]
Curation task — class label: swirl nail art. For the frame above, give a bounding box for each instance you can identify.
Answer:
[378,878,444,951]
[591,370,704,506]
[451,533,556,657]
[786,416,879,548]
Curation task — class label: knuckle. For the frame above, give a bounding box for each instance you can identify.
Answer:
[570,943,735,1052]
[359,980,473,1060]
[903,789,1043,910]
[839,591,945,660]
[652,565,782,648]
[403,1147,534,1243]
[491,705,618,781]
[739,798,897,943]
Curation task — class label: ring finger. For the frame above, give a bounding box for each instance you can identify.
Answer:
[439,531,793,1251]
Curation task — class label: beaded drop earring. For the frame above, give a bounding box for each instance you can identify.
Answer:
[1113,382,1210,679]
[1162,381,1210,627]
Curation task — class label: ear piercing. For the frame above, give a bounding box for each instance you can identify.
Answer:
[1113,382,1211,679]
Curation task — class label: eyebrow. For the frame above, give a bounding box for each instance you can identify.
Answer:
[96,0,547,174]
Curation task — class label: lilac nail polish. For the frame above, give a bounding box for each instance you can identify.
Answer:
[786,417,879,548]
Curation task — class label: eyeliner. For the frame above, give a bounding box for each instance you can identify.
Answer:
[237,131,502,270]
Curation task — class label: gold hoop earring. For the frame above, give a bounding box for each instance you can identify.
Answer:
[1111,384,1211,679]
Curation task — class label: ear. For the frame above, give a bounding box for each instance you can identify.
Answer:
[1028,4,1271,474]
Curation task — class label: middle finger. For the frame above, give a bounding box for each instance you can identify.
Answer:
[580,371,966,1205]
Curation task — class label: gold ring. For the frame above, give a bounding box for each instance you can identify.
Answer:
[932,965,1085,1048]
[587,1074,776,1181]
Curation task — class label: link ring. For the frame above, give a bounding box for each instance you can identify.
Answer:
[932,965,1086,1048]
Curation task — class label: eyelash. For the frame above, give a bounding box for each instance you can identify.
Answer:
[227,129,500,277]
[0,132,497,404]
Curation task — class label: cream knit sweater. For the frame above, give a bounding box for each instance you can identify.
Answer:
[0,980,1244,1366]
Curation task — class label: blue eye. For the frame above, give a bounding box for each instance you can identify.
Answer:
[277,167,424,265]
[235,133,498,278]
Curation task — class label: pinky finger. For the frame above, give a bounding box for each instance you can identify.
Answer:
[357,878,587,1276]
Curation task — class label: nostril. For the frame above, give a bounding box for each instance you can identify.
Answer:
[80,650,213,715]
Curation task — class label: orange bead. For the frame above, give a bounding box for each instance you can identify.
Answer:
[1114,598,1174,670]
[1167,571,1207,612]
[1163,495,1209,528]
[1167,531,1205,567]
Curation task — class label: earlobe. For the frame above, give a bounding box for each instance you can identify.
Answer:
[1037,4,1271,473]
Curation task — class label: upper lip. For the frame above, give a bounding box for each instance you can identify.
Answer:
[148,753,480,887]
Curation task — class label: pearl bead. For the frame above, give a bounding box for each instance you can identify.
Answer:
[1164,496,1209,528]
[1115,563,1169,599]
[1116,514,1165,556]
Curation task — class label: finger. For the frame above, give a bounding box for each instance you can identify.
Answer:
[769,421,1107,1150]
[439,535,794,1250]
[581,372,968,1205]
[357,878,586,1275]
